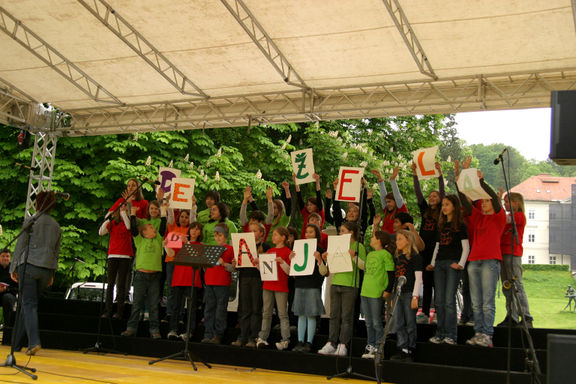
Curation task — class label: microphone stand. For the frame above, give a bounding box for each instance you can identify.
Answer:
[497,153,543,384]
[83,179,147,355]
[0,193,60,380]
[328,184,374,381]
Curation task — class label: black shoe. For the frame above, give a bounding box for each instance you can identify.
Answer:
[303,342,312,353]
[524,317,534,328]
[292,342,305,352]
[391,350,413,362]
[497,316,518,327]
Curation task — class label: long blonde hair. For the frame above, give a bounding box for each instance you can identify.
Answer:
[507,192,525,213]
[394,229,419,260]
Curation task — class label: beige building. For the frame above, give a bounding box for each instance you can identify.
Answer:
[511,175,576,268]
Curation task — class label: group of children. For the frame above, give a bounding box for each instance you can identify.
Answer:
[98,158,530,361]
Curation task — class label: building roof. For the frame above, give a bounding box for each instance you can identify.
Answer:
[512,175,576,202]
[1,1,576,136]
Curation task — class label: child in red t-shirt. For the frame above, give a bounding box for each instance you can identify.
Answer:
[256,227,292,351]
[201,223,234,344]
[167,222,204,340]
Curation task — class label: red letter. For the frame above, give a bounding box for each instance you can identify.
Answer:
[337,169,360,201]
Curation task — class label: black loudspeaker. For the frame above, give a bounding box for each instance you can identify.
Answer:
[550,90,576,165]
[547,334,576,384]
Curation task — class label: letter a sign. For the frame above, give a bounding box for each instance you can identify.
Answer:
[231,232,258,268]
[411,146,439,180]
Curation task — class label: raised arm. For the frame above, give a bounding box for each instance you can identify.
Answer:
[411,162,425,205]
[390,166,404,208]
[370,169,387,209]
[265,186,274,225]
[313,173,323,211]
[281,181,292,215]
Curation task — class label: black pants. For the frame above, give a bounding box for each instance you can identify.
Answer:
[106,258,131,316]
[238,275,263,343]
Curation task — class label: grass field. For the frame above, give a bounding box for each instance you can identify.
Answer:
[494,267,576,329]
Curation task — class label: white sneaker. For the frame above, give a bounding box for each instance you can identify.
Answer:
[275,340,289,351]
[335,343,347,356]
[429,336,443,344]
[443,337,457,345]
[475,334,493,348]
[256,337,269,348]
[466,333,482,346]
[317,342,336,355]
[167,330,178,340]
[361,345,377,359]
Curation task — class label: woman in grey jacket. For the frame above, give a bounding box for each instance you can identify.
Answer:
[11,191,61,356]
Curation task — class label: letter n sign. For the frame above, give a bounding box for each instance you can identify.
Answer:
[336,166,364,203]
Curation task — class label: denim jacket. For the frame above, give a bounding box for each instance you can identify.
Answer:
[11,213,61,273]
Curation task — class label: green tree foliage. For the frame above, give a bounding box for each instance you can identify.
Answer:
[0,115,458,289]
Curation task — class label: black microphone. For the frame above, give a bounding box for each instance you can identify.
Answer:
[493,148,508,165]
[55,192,70,201]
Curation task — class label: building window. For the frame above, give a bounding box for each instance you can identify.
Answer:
[550,256,557,265]
[528,234,535,243]
[528,255,535,264]
[528,209,535,219]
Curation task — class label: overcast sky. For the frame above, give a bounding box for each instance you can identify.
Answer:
[454,108,551,162]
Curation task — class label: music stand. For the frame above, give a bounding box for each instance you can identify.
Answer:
[149,243,226,370]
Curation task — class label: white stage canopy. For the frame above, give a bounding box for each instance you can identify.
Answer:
[1,0,576,136]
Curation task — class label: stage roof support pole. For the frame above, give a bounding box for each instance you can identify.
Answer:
[219,0,309,90]
[381,0,438,80]
[76,0,208,98]
[25,132,58,218]
[0,6,122,105]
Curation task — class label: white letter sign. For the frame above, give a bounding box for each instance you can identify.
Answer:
[158,167,181,194]
[457,168,490,201]
[335,167,365,203]
[326,233,353,274]
[259,253,278,281]
[291,148,315,185]
[412,146,439,180]
[231,232,258,268]
[290,239,317,276]
[169,177,195,209]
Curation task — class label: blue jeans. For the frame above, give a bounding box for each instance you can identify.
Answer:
[16,264,53,349]
[127,271,161,334]
[394,292,417,350]
[203,285,229,339]
[468,259,500,336]
[434,259,461,340]
[361,296,384,347]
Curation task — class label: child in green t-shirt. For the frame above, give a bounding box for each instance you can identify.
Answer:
[359,230,395,359]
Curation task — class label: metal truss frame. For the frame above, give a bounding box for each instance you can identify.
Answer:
[0,78,35,127]
[76,0,207,98]
[24,132,58,218]
[381,0,437,80]
[220,0,308,89]
[0,6,122,105]
[54,68,576,137]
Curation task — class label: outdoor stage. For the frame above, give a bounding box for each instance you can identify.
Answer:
[2,298,574,384]
[0,345,361,384]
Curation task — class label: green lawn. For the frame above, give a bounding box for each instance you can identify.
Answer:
[493,267,576,329]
